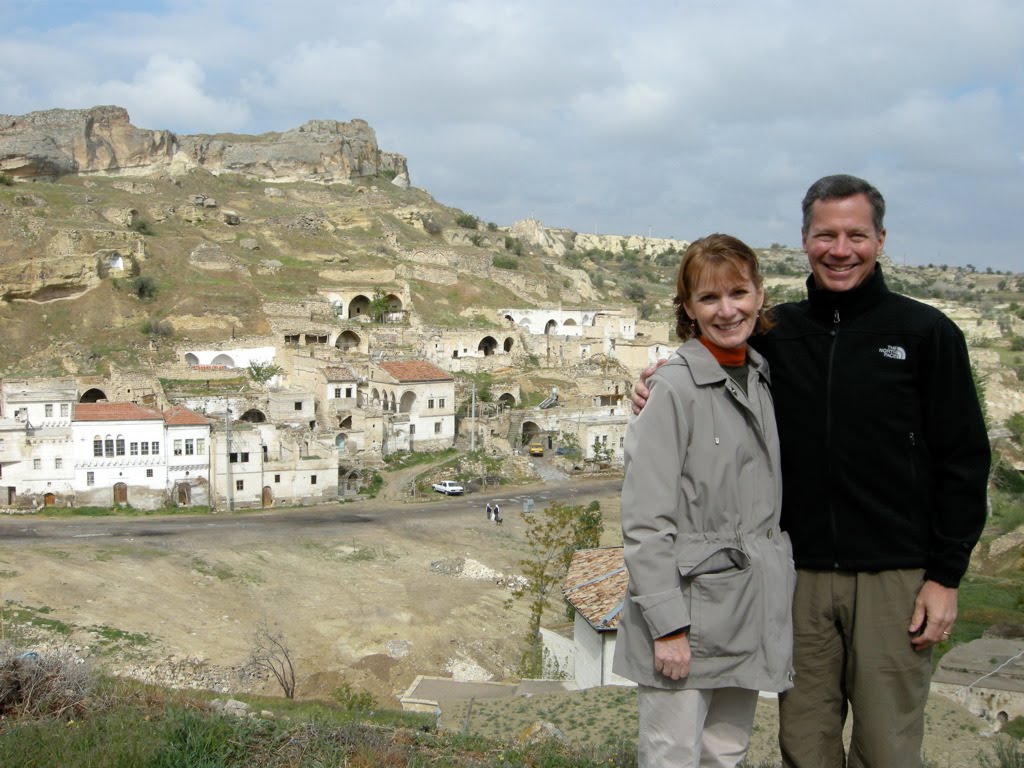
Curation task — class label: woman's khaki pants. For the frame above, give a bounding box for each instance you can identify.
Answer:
[638,685,758,768]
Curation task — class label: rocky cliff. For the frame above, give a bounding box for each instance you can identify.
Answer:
[0,106,408,184]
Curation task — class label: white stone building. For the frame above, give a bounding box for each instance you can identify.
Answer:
[368,360,456,454]
[164,405,212,507]
[541,547,633,690]
[71,403,170,509]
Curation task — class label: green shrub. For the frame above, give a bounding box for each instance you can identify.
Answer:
[0,173,13,186]
[492,255,518,270]
[331,681,377,711]
[142,318,174,337]
[455,213,479,229]
[132,276,158,300]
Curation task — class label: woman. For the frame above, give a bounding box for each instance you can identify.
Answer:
[612,234,795,768]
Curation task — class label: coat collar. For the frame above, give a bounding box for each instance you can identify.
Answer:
[672,338,771,387]
[805,264,890,323]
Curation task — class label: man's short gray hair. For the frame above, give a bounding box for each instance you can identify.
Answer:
[801,174,885,235]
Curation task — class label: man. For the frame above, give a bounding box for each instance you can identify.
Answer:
[632,174,990,767]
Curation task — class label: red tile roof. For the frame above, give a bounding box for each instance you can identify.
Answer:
[163,405,211,426]
[377,360,452,382]
[563,547,627,631]
[73,403,163,422]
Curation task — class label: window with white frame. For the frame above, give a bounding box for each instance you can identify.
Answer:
[434,421,442,434]
[130,442,138,456]
[93,436,103,457]
[438,398,446,408]
[55,458,62,469]
[345,387,353,398]
[33,458,41,470]
[197,438,205,455]
[152,442,160,455]
[174,439,183,456]
[428,398,435,409]
[185,439,194,456]
[116,437,125,456]
[141,442,149,455]
[294,402,302,411]
[104,436,114,457]
[87,472,95,486]
[60,404,69,418]
[334,388,342,398]
[236,480,244,491]
[45,404,53,417]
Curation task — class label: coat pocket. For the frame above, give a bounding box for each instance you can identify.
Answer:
[679,545,759,659]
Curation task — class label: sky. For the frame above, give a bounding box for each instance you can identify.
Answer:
[2,1,1022,271]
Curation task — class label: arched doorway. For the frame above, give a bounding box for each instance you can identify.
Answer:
[503,337,515,353]
[399,391,416,413]
[113,482,128,505]
[335,330,361,351]
[477,336,498,356]
[43,493,56,507]
[176,483,191,506]
[80,388,108,403]
[262,486,273,508]
[498,393,516,408]
[184,353,199,366]
[211,353,236,367]
[348,294,370,318]
[521,421,541,445]
[239,409,266,423]
[544,319,558,335]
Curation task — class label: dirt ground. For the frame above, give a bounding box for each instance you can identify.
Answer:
[0,475,1007,763]
[0,479,622,706]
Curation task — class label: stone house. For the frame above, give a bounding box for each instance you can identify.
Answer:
[209,421,339,510]
[931,638,1024,728]
[541,547,634,689]
[368,360,456,454]
[72,403,171,509]
[164,405,212,507]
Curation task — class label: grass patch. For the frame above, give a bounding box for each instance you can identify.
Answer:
[935,574,1024,666]
[189,557,263,585]
[383,447,457,471]
[93,545,169,562]
[1,604,73,636]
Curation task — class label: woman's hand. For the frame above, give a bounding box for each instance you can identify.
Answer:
[654,631,691,680]
[631,360,667,414]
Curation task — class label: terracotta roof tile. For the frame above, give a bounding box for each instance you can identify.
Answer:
[562,547,627,631]
[73,403,163,422]
[377,360,452,382]
[163,405,211,426]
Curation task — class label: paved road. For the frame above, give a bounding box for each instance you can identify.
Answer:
[0,476,622,545]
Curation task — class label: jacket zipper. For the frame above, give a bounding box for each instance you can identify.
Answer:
[828,309,840,569]
[908,431,918,487]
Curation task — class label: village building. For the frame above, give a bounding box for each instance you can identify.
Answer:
[72,403,172,509]
[367,360,456,454]
[931,637,1024,729]
[541,547,633,689]
[164,405,212,507]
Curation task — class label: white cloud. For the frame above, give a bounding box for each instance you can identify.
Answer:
[0,0,1021,269]
[52,54,250,133]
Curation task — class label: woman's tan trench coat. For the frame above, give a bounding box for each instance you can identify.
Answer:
[612,339,795,692]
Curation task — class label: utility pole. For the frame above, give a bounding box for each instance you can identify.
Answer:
[470,381,476,452]
[225,400,233,512]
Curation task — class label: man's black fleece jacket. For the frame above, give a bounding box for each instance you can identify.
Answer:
[750,267,990,587]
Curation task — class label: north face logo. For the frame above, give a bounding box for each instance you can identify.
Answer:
[879,345,906,360]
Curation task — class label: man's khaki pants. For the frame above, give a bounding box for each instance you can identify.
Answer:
[638,685,758,768]
[779,569,933,768]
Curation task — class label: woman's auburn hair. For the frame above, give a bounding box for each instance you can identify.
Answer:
[672,233,776,342]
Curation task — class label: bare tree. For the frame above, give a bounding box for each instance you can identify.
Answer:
[248,619,296,699]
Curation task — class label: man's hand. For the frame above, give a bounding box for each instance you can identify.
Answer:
[909,580,958,650]
[654,631,691,680]
[631,359,668,415]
